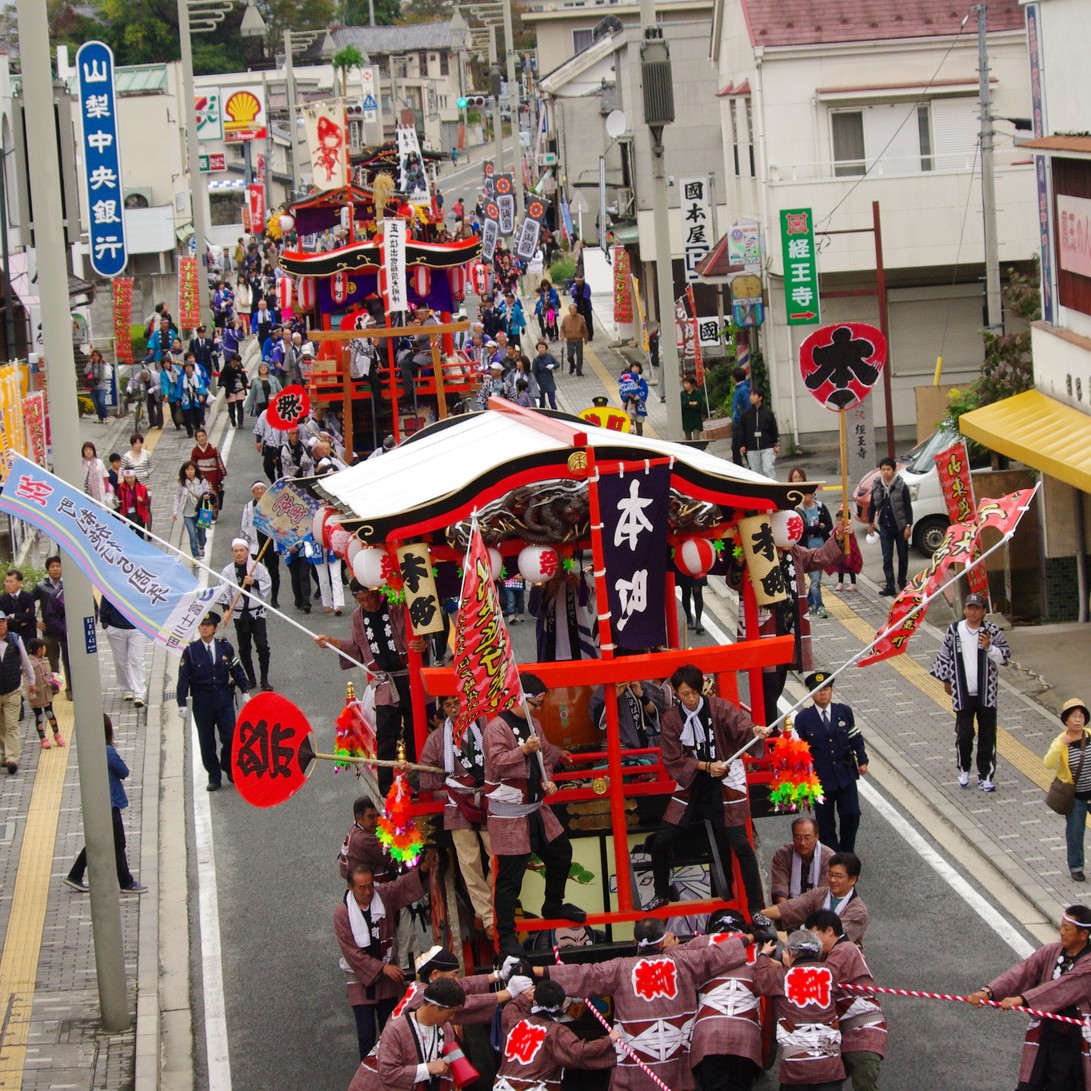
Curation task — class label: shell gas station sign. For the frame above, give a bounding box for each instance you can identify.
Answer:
[222,86,267,142]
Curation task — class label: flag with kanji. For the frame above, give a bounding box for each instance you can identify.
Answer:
[857,580,927,668]
[975,489,1037,538]
[452,524,521,745]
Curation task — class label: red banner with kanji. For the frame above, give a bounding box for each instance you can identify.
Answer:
[178,256,201,330]
[452,526,521,745]
[934,440,987,596]
[248,184,266,237]
[612,245,633,323]
[685,286,703,384]
[23,392,47,467]
[858,489,1036,667]
[112,277,134,364]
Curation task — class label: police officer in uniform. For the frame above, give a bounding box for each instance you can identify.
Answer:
[177,611,250,791]
[793,671,868,852]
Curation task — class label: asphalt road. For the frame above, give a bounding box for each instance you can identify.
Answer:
[184,410,1038,1091]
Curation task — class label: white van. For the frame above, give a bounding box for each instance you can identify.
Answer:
[852,424,970,557]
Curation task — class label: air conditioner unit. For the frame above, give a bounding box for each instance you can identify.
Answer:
[348,119,365,153]
[614,186,634,215]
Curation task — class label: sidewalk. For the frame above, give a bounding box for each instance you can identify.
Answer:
[0,342,254,1090]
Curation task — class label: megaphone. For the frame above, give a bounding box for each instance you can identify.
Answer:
[443,1040,480,1088]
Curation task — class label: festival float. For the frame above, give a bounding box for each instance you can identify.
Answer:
[272,126,483,454]
[237,401,829,962]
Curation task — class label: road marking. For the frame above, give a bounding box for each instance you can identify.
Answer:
[188,415,236,1089]
[0,698,74,1087]
[857,777,1035,958]
[190,714,232,1090]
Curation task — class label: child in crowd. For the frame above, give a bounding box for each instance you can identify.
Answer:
[28,638,63,749]
[826,505,863,591]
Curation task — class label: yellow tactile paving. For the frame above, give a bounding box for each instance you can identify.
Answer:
[0,426,160,1086]
[0,700,74,1087]
[824,592,1052,789]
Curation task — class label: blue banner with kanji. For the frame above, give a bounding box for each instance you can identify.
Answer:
[0,453,218,655]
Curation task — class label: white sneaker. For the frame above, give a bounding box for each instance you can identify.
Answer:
[122,692,134,702]
[979,779,996,792]
[958,770,970,788]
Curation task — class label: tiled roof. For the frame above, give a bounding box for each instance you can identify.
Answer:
[740,0,1024,48]
[330,22,465,55]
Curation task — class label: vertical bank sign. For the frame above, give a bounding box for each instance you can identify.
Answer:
[76,41,127,277]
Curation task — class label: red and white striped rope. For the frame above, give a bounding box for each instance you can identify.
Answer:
[840,982,1090,1027]
[552,945,674,1091]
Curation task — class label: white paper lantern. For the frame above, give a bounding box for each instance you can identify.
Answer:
[311,506,336,545]
[488,547,503,581]
[278,213,295,234]
[448,264,466,301]
[675,537,716,579]
[771,510,805,550]
[517,544,560,586]
[332,271,348,304]
[346,538,364,568]
[352,547,389,588]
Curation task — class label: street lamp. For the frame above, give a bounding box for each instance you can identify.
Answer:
[178,0,267,323]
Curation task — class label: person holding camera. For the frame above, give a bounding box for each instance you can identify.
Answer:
[794,671,868,853]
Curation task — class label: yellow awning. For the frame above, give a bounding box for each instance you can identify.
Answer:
[960,389,1091,493]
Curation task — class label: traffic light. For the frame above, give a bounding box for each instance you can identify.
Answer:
[457,97,468,109]
[464,95,487,108]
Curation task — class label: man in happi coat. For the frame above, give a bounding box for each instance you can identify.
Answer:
[754,929,845,1088]
[484,673,585,956]
[334,852,437,1060]
[761,851,869,947]
[347,947,532,1091]
[969,904,1091,1090]
[367,977,465,1091]
[688,909,765,1091]
[649,663,770,913]
[808,910,886,1091]
[770,816,835,905]
[494,980,619,1091]
[337,795,396,883]
[418,695,493,934]
[317,584,427,792]
[544,917,748,1090]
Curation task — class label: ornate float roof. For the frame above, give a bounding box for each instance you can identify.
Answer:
[279,235,482,277]
[314,402,800,544]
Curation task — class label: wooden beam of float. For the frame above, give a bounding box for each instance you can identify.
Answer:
[310,320,471,340]
[419,636,797,697]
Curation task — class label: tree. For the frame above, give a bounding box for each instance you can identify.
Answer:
[331,44,364,96]
[400,0,452,23]
[341,0,401,25]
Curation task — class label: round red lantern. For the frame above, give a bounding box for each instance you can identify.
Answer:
[412,265,431,298]
[277,275,294,311]
[448,264,466,302]
[517,544,560,586]
[296,277,317,311]
[675,537,717,579]
[469,260,489,296]
[771,510,805,549]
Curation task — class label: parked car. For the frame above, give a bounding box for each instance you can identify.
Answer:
[853,424,989,557]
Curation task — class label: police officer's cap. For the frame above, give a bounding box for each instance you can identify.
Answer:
[805,671,832,691]
[200,610,222,627]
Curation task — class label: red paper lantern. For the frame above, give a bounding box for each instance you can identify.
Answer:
[329,527,353,558]
[675,537,716,578]
[277,275,294,311]
[412,266,431,297]
[232,693,316,808]
[311,505,337,546]
[448,264,466,301]
[469,260,489,296]
[296,277,317,311]
[266,384,311,430]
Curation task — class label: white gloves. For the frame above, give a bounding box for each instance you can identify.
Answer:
[506,974,533,998]
[500,954,523,982]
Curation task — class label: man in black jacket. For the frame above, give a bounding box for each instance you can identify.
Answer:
[867,458,913,594]
[739,388,779,478]
[0,569,37,648]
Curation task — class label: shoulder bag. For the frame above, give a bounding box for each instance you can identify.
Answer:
[1046,735,1087,816]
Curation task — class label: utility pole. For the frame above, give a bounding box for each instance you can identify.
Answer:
[16,0,129,1031]
[638,0,683,439]
[501,0,523,217]
[284,30,300,197]
[489,26,503,182]
[974,3,1003,331]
